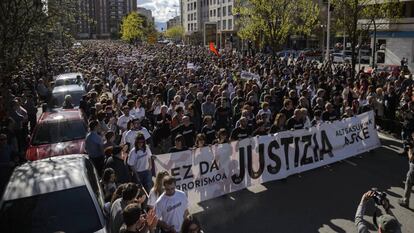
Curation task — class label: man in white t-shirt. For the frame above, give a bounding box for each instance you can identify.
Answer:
[155,176,189,233]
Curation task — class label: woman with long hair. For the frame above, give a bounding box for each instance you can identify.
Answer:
[269,113,286,134]
[147,171,169,208]
[180,215,203,233]
[127,133,153,193]
[100,168,117,203]
[195,134,206,148]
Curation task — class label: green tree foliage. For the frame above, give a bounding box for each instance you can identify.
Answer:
[331,0,401,72]
[120,12,144,43]
[0,0,83,79]
[165,26,184,41]
[234,0,320,51]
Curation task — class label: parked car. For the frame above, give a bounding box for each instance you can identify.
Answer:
[332,52,351,63]
[358,49,371,64]
[277,49,297,58]
[51,84,86,107]
[0,154,107,233]
[26,109,87,161]
[53,72,85,87]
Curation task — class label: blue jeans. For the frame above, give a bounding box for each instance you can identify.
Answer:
[137,170,153,193]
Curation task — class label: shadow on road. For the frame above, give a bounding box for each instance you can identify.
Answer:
[193,138,412,233]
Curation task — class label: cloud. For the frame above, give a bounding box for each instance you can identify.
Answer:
[138,0,180,23]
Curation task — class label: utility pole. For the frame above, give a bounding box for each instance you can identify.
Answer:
[343,8,346,54]
[326,0,331,62]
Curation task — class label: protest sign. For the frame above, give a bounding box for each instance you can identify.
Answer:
[154,111,381,204]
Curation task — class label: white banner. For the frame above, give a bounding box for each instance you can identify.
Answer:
[154,111,381,204]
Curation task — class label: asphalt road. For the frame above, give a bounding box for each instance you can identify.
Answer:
[189,133,414,233]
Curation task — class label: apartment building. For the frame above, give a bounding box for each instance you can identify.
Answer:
[137,7,155,25]
[76,0,137,39]
[167,16,181,30]
[181,0,236,47]
[371,1,414,69]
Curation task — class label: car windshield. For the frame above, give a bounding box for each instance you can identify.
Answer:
[0,186,102,233]
[55,78,83,87]
[32,120,86,145]
[52,91,84,107]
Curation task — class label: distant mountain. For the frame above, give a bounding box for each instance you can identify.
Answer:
[155,22,167,31]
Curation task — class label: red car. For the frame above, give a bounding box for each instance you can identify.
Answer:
[26,109,87,161]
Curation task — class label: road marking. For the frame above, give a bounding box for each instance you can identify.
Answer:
[378,132,402,143]
[247,184,268,193]
[344,159,357,166]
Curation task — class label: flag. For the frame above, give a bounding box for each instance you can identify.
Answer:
[209,42,220,57]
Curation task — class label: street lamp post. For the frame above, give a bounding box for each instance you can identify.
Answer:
[320,24,326,56]
[326,0,331,62]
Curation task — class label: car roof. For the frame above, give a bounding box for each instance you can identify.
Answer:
[2,154,90,201]
[52,84,85,94]
[39,109,84,123]
[54,73,83,81]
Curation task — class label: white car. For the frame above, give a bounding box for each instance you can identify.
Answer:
[332,52,351,63]
[53,72,85,87]
[52,84,86,107]
[0,154,108,233]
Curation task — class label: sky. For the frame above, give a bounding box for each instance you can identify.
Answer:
[138,0,180,23]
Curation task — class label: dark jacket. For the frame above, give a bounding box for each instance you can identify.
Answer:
[105,155,131,184]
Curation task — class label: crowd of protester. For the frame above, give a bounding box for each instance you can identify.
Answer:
[1,40,414,232]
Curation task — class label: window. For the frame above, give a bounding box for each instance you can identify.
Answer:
[188,14,190,21]
[214,9,216,17]
[214,0,216,4]
[188,3,190,11]
[32,120,87,145]
[223,20,226,30]
[0,187,102,233]
[228,5,232,15]
[194,2,196,8]
[210,10,212,17]
[218,21,221,30]
[218,8,221,17]
[194,23,197,30]
[188,23,190,31]
[223,6,226,16]
[228,19,232,29]
[194,12,196,19]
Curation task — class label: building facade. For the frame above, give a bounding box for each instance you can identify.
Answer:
[137,7,155,25]
[167,16,181,30]
[76,0,137,39]
[180,0,236,47]
[370,1,414,70]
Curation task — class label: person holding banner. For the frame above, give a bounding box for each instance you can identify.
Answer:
[169,135,188,153]
[201,116,216,145]
[230,117,251,141]
[322,102,339,122]
[286,109,304,130]
[155,176,189,233]
[269,113,287,133]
